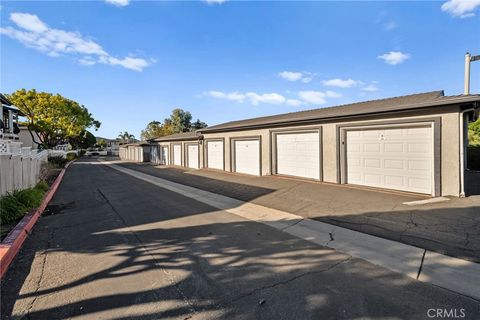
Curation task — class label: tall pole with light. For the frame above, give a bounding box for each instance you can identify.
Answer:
[460,52,479,197]
[464,52,480,95]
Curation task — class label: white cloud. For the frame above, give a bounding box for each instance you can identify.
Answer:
[301,77,312,83]
[361,84,379,92]
[323,78,361,88]
[278,71,314,83]
[205,91,245,102]
[286,99,304,107]
[278,71,303,81]
[325,90,343,98]
[10,13,48,32]
[378,51,410,65]
[384,20,398,31]
[0,12,152,71]
[205,88,342,106]
[203,0,227,4]
[298,91,327,105]
[297,90,342,105]
[204,91,285,105]
[105,0,130,7]
[246,92,285,105]
[442,0,480,18]
[99,56,152,72]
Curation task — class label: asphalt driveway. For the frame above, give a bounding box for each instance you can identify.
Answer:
[2,158,479,319]
[115,161,480,263]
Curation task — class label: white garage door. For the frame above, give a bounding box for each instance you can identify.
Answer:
[346,125,433,194]
[187,144,199,169]
[234,139,260,176]
[207,141,224,170]
[173,144,182,166]
[161,146,169,165]
[276,132,320,179]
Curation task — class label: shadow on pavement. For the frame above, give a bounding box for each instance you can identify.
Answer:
[115,161,480,263]
[2,159,478,319]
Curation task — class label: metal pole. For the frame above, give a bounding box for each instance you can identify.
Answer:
[464,52,471,95]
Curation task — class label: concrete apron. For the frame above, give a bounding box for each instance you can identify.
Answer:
[101,160,480,301]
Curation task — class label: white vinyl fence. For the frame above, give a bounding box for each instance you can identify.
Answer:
[0,140,48,196]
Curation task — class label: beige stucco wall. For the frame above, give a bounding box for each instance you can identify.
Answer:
[202,129,271,175]
[440,111,460,196]
[201,105,462,196]
[18,127,41,149]
[119,145,148,162]
[153,140,201,167]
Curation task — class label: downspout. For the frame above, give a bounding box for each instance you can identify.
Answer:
[459,108,474,197]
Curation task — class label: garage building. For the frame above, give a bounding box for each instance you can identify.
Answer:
[119,142,151,162]
[197,91,480,197]
[150,131,201,168]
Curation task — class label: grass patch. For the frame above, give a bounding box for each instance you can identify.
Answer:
[0,181,49,238]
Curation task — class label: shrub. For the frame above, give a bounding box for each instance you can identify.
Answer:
[78,149,86,156]
[48,155,68,168]
[36,180,49,192]
[66,152,77,161]
[467,147,480,171]
[0,181,49,227]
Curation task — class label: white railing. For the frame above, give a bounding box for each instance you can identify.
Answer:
[0,139,48,196]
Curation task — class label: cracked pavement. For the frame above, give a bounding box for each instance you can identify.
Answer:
[2,158,479,319]
[116,161,480,263]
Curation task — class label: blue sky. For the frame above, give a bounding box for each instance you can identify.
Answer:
[1,1,480,139]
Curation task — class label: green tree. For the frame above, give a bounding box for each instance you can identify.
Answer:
[69,130,97,149]
[140,109,207,140]
[96,138,107,148]
[118,131,135,143]
[469,118,480,147]
[191,119,208,131]
[169,108,192,133]
[8,89,100,149]
[140,121,164,140]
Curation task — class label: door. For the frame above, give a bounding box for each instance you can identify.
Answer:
[276,132,320,179]
[173,144,182,166]
[206,140,224,170]
[150,145,159,164]
[346,125,433,194]
[161,146,169,165]
[234,139,260,176]
[187,144,199,169]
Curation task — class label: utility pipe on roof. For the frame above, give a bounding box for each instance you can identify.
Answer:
[465,52,471,95]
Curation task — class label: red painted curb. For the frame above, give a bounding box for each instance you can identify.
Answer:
[0,161,72,279]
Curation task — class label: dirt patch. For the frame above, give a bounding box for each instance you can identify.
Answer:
[43,201,75,216]
[44,168,62,187]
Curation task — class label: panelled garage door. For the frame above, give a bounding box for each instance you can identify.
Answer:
[207,141,224,170]
[161,146,169,165]
[276,132,320,180]
[346,125,433,194]
[173,144,182,166]
[234,139,260,176]
[187,144,199,169]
